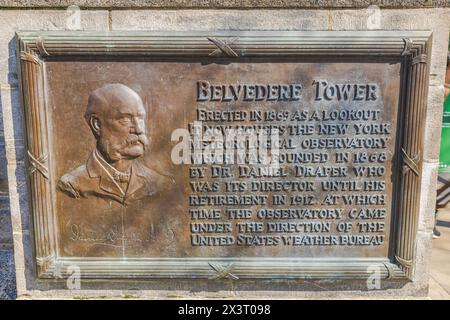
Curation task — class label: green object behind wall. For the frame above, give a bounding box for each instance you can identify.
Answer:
[439,94,450,172]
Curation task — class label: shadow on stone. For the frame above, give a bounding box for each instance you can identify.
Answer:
[0,40,17,299]
[0,127,17,300]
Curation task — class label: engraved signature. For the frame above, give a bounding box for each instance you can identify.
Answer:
[69,223,164,245]
[70,223,120,243]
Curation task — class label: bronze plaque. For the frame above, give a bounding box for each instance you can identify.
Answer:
[17,31,431,282]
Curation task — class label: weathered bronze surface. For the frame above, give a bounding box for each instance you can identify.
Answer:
[48,60,399,259]
[17,31,431,281]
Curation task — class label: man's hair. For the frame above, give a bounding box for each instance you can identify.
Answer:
[84,83,144,132]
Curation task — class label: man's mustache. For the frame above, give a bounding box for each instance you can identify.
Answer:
[124,134,149,148]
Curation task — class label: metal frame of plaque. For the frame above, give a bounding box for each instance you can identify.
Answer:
[16,31,431,282]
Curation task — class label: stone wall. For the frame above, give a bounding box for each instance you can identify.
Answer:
[0,0,448,9]
[0,2,448,299]
[0,83,15,299]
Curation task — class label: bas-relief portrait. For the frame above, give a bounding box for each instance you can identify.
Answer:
[57,83,171,204]
[54,83,179,257]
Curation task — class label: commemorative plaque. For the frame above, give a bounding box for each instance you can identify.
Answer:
[16,31,431,283]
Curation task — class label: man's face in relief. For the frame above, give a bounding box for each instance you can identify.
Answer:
[88,84,149,163]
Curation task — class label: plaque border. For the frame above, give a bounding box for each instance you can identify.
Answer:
[16,31,432,281]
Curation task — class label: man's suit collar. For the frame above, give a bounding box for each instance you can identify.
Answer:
[86,150,150,203]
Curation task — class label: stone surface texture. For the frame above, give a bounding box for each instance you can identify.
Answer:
[0,10,110,85]
[430,209,450,299]
[0,7,448,299]
[0,0,448,8]
[0,83,15,300]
